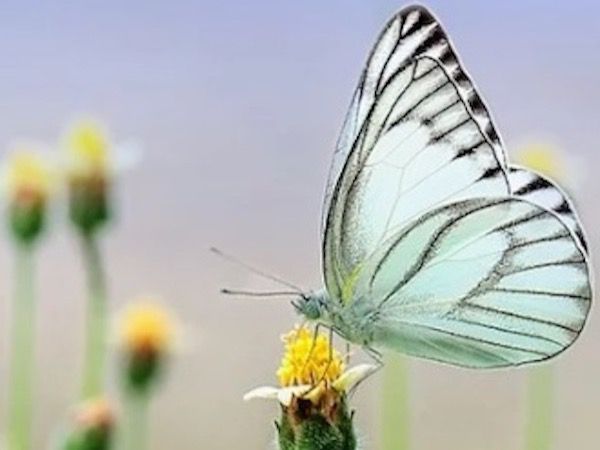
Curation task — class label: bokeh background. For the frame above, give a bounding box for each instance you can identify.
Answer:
[0,0,598,449]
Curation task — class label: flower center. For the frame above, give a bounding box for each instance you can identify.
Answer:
[276,326,345,387]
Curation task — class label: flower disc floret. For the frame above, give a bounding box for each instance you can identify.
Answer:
[276,326,345,388]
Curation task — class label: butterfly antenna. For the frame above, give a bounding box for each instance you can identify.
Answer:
[210,247,304,292]
[220,288,300,298]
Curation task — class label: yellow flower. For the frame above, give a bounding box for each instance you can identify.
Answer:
[245,325,377,406]
[63,117,141,234]
[3,148,53,242]
[64,119,111,179]
[119,301,175,356]
[277,325,345,387]
[4,150,52,203]
[515,143,565,182]
[117,300,179,392]
[245,326,374,448]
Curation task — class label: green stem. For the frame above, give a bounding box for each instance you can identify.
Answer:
[382,355,410,450]
[80,233,108,399]
[123,392,150,450]
[7,244,36,450]
[525,365,554,450]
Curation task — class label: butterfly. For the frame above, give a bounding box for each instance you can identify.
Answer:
[286,4,593,369]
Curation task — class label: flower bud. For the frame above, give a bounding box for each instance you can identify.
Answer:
[278,390,356,450]
[64,120,113,235]
[59,398,114,450]
[3,151,51,244]
[117,301,175,394]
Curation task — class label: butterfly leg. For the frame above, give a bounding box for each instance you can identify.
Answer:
[345,341,351,366]
[301,323,322,374]
[365,345,384,366]
[346,345,384,397]
[303,326,337,396]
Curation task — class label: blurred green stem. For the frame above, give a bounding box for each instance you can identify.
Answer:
[124,392,150,450]
[7,243,36,450]
[525,365,554,450]
[382,355,410,450]
[80,233,108,399]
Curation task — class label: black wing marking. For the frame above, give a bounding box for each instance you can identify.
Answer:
[508,166,588,253]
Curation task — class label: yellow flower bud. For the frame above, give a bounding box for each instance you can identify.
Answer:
[118,300,176,393]
[3,150,52,243]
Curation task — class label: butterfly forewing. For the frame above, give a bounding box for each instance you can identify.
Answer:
[323,55,509,300]
[323,5,507,237]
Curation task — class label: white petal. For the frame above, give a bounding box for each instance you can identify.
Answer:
[113,139,143,173]
[277,385,311,406]
[333,364,379,392]
[243,386,280,402]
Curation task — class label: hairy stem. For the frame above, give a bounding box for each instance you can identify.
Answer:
[7,244,36,450]
[382,355,410,450]
[80,233,108,399]
[525,365,554,450]
[124,392,150,450]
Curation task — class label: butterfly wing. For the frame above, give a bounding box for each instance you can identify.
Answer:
[508,166,588,253]
[323,5,506,236]
[321,6,592,367]
[361,197,591,368]
[322,7,511,301]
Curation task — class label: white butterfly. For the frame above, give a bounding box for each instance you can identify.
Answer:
[291,5,592,368]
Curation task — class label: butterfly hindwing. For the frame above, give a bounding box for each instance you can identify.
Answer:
[508,166,588,253]
[361,197,591,368]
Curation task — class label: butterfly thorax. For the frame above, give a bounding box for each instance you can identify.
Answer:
[295,289,376,347]
[330,300,378,346]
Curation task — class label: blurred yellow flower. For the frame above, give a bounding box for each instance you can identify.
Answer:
[119,301,175,356]
[5,150,52,203]
[73,397,114,430]
[118,300,179,393]
[60,397,114,450]
[277,325,345,387]
[64,119,111,179]
[515,143,565,182]
[63,117,141,234]
[3,149,53,242]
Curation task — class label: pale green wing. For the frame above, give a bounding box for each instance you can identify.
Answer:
[322,6,512,302]
[323,54,509,302]
[360,197,591,368]
[323,5,506,225]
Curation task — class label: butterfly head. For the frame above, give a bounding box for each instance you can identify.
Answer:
[293,290,329,321]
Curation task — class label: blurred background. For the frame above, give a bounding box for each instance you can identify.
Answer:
[0,0,598,449]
